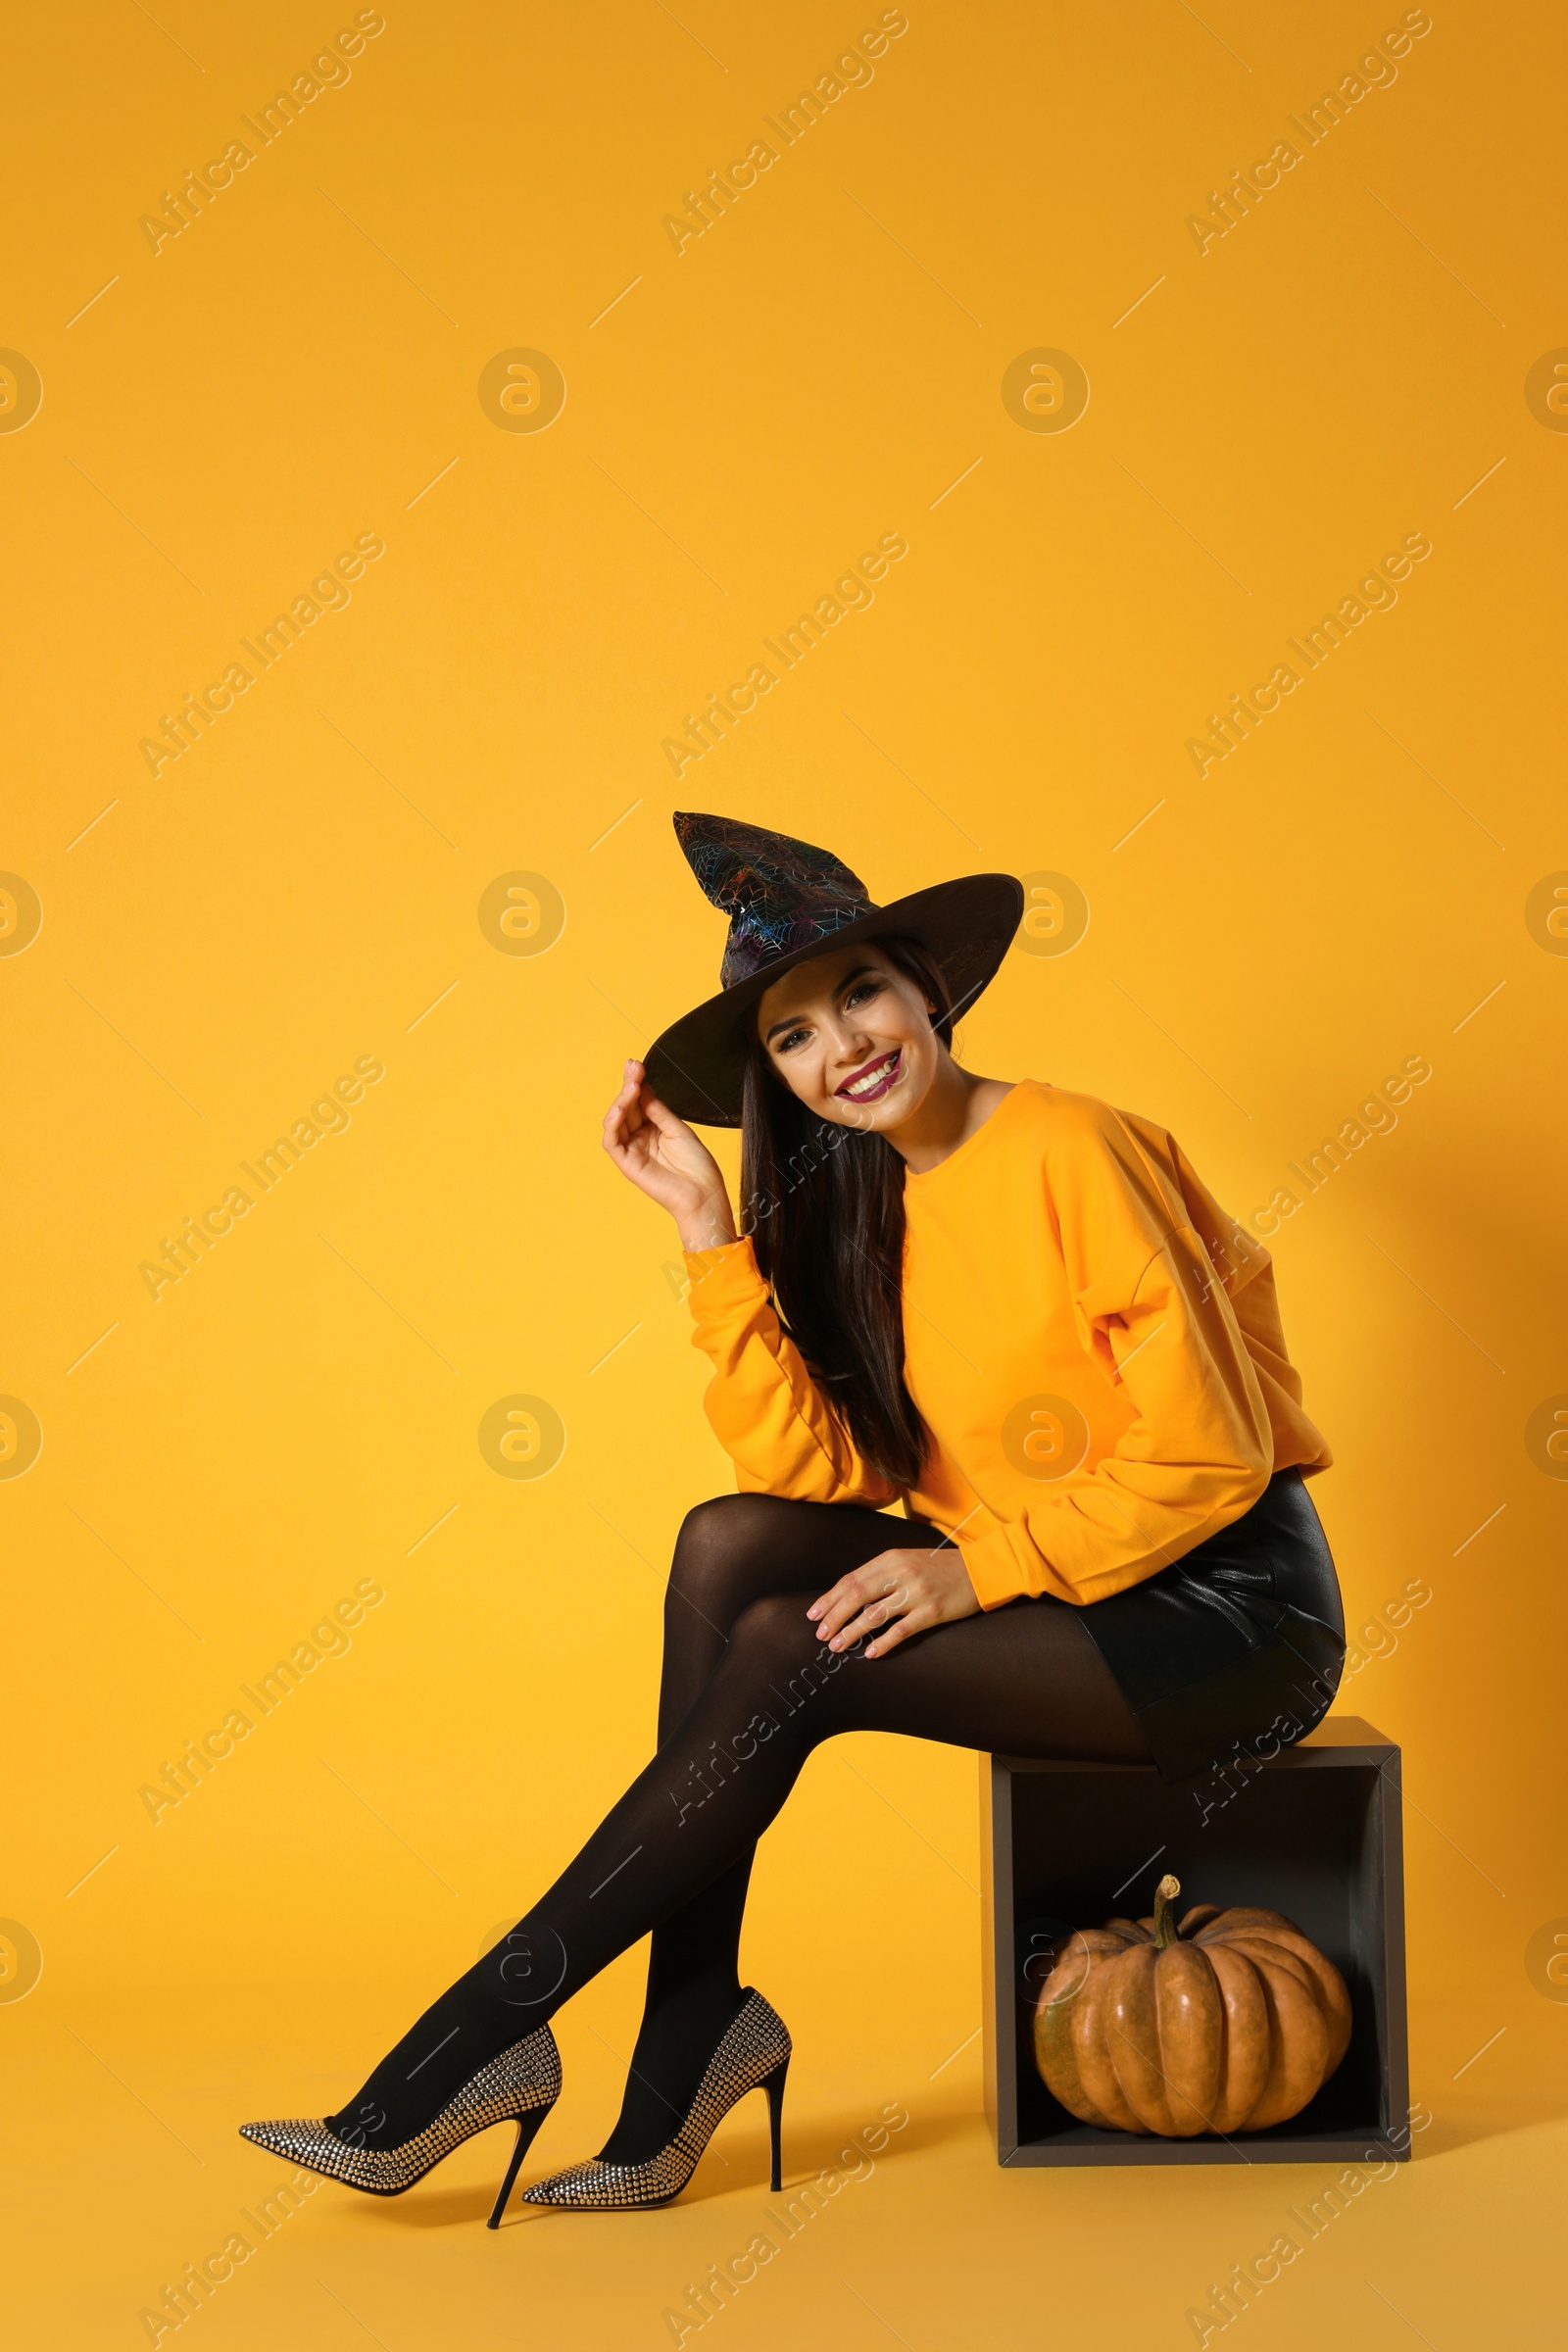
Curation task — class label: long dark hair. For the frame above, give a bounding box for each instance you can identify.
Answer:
[739,935,954,1492]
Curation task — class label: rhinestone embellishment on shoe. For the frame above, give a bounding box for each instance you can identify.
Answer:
[521,1989,790,2210]
[238,2025,561,2197]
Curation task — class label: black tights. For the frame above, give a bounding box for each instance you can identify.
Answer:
[329,1495,1152,2156]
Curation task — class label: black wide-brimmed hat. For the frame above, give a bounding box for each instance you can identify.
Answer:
[643,811,1024,1127]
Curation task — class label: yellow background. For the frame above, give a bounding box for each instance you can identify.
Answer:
[4,0,1564,2342]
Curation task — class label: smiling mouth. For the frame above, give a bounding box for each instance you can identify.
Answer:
[836,1049,903,1103]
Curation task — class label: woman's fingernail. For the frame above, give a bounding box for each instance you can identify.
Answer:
[865,1643,878,1658]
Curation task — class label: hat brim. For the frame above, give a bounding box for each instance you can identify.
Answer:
[643,872,1026,1127]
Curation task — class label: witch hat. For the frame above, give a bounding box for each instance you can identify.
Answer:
[642,811,1023,1126]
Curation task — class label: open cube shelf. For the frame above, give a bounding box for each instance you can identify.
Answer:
[981,1716,1409,2166]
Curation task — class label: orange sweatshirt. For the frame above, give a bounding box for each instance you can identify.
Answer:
[681,1081,1330,1609]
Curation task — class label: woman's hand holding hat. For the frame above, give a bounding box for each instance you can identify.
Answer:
[603,1059,738,1252]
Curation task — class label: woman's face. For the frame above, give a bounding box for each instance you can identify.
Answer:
[755,944,942,1130]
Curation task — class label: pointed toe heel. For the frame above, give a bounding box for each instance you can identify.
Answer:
[521,1988,791,2212]
[238,2024,562,2219]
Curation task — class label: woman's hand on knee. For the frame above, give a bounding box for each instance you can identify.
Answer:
[808,1545,981,1658]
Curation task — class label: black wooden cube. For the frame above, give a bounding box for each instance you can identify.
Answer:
[981,1715,1409,2166]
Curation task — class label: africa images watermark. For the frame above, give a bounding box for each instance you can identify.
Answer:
[1192,1556,1435,1833]
[1185,10,1433,256]
[138,2167,321,2344]
[662,10,909,255]
[1250,1053,1432,1236]
[138,533,386,778]
[138,11,387,256]
[1186,531,1432,778]
[138,1577,386,1825]
[662,532,909,776]
[666,1107,879,1311]
[1340,1574,1434,1684]
[139,1054,386,1299]
[1184,2101,1433,2342]
[661,2098,911,2344]
[669,1635,862,1831]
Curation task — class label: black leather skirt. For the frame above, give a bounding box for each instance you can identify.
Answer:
[1075,1467,1347,1784]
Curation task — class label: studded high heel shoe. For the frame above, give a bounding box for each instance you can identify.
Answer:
[521,1988,790,2211]
[239,2024,562,2230]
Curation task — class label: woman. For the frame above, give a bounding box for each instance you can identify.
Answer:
[241,810,1345,2220]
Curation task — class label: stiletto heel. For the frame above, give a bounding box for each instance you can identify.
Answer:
[760,2054,788,2193]
[488,2101,550,2229]
[239,2025,562,2214]
[522,1988,791,2211]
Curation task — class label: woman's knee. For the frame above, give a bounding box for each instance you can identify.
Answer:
[673,1494,780,1560]
[667,1494,793,1624]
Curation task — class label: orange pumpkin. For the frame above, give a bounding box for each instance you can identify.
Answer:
[1032,1874,1352,2135]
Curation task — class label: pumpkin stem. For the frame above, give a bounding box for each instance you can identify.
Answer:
[1152,1873,1182,1949]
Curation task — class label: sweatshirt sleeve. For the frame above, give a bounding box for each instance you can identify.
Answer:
[682,1238,901,1507]
[1167,1130,1334,1477]
[955,1105,1275,1609]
